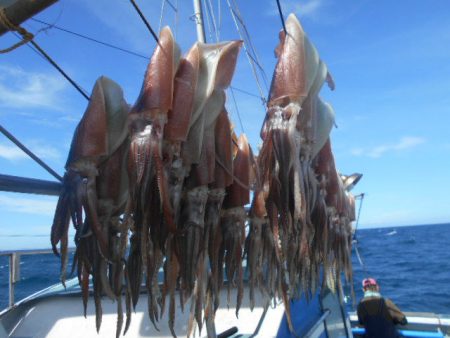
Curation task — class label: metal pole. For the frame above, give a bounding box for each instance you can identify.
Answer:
[9,253,20,307]
[0,0,58,36]
[9,254,13,307]
[193,0,206,43]
[0,124,63,181]
[0,174,62,195]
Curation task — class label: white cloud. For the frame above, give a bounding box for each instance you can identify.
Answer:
[0,141,61,162]
[0,195,56,216]
[0,64,68,110]
[0,144,28,161]
[351,136,425,158]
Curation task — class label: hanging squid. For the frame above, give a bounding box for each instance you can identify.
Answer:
[126,26,181,329]
[51,76,130,336]
[177,40,242,336]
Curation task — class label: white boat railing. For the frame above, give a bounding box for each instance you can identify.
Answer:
[0,248,74,308]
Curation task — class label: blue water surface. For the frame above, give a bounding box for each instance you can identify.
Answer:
[1,223,450,314]
[348,223,450,314]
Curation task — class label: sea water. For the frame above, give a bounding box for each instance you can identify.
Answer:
[1,223,449,313]
[348,222,450,313]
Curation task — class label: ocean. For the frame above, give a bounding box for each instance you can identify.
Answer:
[1,223,450,314]
[348,222,450,314]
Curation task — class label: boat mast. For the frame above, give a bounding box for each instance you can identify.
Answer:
[193,0,206,43]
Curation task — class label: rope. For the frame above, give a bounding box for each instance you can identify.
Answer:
[0,8,34,54]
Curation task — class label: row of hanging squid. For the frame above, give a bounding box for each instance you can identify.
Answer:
[50,13,359,338]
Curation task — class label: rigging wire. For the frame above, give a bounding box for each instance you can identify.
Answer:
[230,86,261,99]
[229,0,270,89]
[174,0,179,38]
[19,25,262,103]
[202,0,213,42]
[226,0,267,106]
[158,0,167,34]
[129,0,161,46]
[229,86,245,134]
[165,0,177,12]
[13,28,90,100]
[217,0,222,40]
[28,39,90,100]
[206,0,219,42]
[275,0,287,35]
[30,18,149,60]
[11,31,47,62]
[6,15,89,100]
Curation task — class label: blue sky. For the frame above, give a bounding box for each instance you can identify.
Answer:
[1,0,450,249]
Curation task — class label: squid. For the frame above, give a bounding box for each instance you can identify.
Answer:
[127,26,181,328]
[177,40,242,336]
[161,42,200,336]
[219,133,251,317]
[249,13,340,330]
[48,11,364,337]
[51,76,130,336]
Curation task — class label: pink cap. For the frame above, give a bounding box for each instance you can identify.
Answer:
[362,278,378,288]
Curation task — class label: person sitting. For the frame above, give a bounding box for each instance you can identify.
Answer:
[357,278,407,338]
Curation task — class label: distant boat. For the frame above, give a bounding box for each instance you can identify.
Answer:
[387,230,397,236]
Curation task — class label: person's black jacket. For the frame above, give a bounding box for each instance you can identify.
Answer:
[357,296,407,338]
